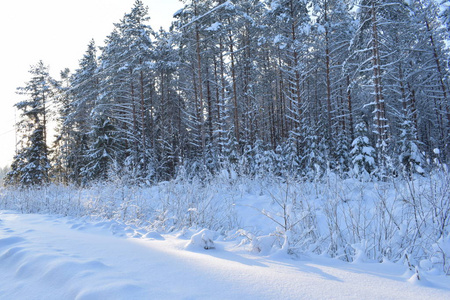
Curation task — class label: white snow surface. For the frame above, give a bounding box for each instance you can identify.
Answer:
[1,211,449,300]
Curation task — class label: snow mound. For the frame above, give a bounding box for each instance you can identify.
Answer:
[185,229,216,250]
[143,231,165,240]
[75,282,145,300]
[250,234,277,255]
[0,233,146,299]
[407,268,434,288]
[0,236,25,248]
[1,212,450,299]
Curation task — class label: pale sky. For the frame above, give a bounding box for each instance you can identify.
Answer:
[0,0,182,168]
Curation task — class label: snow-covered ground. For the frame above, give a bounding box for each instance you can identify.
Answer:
[1,210,449,300]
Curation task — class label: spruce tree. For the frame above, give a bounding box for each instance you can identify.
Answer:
[350,122,376,180]
[6,61,52,186]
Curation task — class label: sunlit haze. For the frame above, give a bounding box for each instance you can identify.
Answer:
[0,0,181,168]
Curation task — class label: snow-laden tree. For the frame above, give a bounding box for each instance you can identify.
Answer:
[152,28,185,180]
[267,0,310,140]
[301,130,327,179]
[308,0,356,171]
[95,29,127,169]
[413,0,450,160]
[6,61,53,186]
[398,117,424,176]
[350,122,376,179]
[440,0,450,38]
[50,68,72,184]
[81,117,120,183]
[92,0,156,181]
[64,40,99,184]
[115,0,155,179]
[351,0,402,160]
[9,0,450,187]
[173,0,213,160]
[278,135,300,175]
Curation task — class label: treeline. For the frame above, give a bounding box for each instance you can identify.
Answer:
[6,0,450,186]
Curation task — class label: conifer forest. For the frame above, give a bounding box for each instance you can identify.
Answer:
[5,0,450,186]
[2,1,450,285]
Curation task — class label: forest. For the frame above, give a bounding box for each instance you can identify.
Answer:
[1,0,450,282]
[4,0,450,186]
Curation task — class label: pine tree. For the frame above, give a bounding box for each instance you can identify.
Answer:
[20,0,450,186]
[65,40,99,184]
[440,0,450,38]
[50,68,71,184]
[415,0,450,160]
[95,28,127,173]
[174,0,210,160]
[268,0,310,139]
[116,0,155,179]
[153,28,184,180]
[310,0,355,171]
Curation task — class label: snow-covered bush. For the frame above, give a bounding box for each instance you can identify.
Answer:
[1,167,449,273]
[186,229,216,250]
[431,235,450,275]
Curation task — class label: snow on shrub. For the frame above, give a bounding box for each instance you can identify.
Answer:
[185,229,216,250]
[431,235,450,275]
[1,168,449,272]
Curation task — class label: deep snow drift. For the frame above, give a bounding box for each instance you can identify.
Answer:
[1,211,449,300]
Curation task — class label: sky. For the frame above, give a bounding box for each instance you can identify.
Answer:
[0,0,182,168]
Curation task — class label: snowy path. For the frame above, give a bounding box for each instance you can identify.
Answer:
[0,211,449,300]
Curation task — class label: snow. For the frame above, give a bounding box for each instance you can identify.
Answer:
[1,211,449,299]
[316,24,326,34]
[273,34,287,49]
[271,0,280,11]
[173,8,184,18]
[205,22,222,31]
[273,34,283,44]
[185,228,215,250]
[178,1,233,30]
[300,24,311,35]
